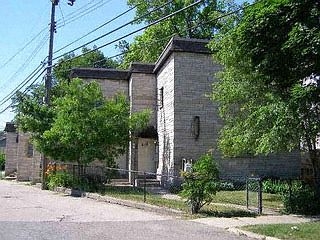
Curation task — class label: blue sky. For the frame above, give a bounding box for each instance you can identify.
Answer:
[0,0,248,130]
[0,0,139,129]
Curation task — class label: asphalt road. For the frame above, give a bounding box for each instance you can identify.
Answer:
[0,181,253,240]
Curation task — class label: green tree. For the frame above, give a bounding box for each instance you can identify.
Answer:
[39,79,149,166]
[54,47,118,82]
[14,48,117,142]
[181,154,220,214]
[120,0,240,68]
[210,0,320,186]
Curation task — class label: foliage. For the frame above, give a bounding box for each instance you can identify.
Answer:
[282,181,320,215]
[54,47,118,82]
[14,48,116,145]
[120,0,240,67]
[262,179,289,194]
[0,152,5,171]
[13,47,149,167]
[40,79,149,166]
[209,0,320,185]
[46,164,74,190]
[181,153,220,214]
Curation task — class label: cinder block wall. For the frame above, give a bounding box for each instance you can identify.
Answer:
[156,54,175,177]
[16,132,41,181]
[173,52,222,174]
[5,132,18,176]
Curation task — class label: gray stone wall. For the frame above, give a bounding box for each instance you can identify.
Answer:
[156,54,175,177]
[84,78,129,99]
[15,132,41,181]
[5,132,18,176]
[173,52,222,174]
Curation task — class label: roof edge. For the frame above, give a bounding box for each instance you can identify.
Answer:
[153,37,212,73]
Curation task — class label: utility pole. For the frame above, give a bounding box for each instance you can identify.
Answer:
[41,0,75,190]
[42,0,58,190]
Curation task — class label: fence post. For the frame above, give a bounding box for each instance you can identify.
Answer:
[246,178,249,209]
[143,172,147,202]
[258,178,262,214]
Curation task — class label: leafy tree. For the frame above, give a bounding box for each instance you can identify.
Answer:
[13,48,149,168]
[39,79,149,167]
[210,0,320,187]
[120,0,240,67]
[54,47,118,82]
[181,154,220,214]
[14,48,117,142]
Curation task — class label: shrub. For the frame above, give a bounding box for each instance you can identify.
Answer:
[0,152,5,171]
[47,171,74,190]
[262,179,289,194]
[282,181,320,215]
[46,164,74,190]
[181,153,220,214]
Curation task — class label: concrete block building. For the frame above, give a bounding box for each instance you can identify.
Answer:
[4,123,41,181]
[70,37,301,184]
[4,37,301,184]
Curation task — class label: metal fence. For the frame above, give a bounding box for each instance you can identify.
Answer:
[45,163,320,214]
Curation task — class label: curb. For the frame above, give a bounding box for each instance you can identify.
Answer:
[228,227,281,240]
[54,187,185,217]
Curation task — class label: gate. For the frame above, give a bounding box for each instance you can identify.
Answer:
[246,177,262,214]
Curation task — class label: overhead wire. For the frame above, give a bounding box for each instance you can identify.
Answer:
[58,1,256,72]
[0,33,49,91]
[0,27,47,70]
[56,0,114,29]
[54,3,139,54]
[52,0,175,61]
[52,0,188,62]
[0,68,47,114]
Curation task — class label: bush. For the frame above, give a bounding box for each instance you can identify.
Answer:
[282,181,320,215]
[181,153,220,214]
[0,152,5,171]
[262,179,289,194]
[47,171,74,190]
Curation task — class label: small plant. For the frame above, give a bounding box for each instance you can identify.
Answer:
[46,163,74,190]
[262,179,288,194]
[181,153,220,214]
[0,152,5,171]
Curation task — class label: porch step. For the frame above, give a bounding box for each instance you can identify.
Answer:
[108,178,132,186]
[135,178,160,188]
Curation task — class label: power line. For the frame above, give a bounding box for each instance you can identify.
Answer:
[57,1,255,72]
[0,68,46,114]
[56,0,114,28]
[52,0,190,62]
[54,4,138,54]
[0,64,46,106]
[0,27,48,70]
[0,33,49,93]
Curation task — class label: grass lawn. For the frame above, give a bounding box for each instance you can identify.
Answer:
[99,186,258,217]
[242,222,320,240]
[213,191,283,210]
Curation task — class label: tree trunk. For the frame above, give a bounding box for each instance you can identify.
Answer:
[309,150,320,196]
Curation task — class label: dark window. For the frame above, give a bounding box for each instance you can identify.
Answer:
[27,143,33,158]
[191,116,200,139]
[159,87,164,109]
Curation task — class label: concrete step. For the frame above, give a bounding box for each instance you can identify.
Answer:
[135,178,160,188]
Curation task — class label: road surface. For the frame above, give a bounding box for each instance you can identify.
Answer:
[0,180,253,240]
